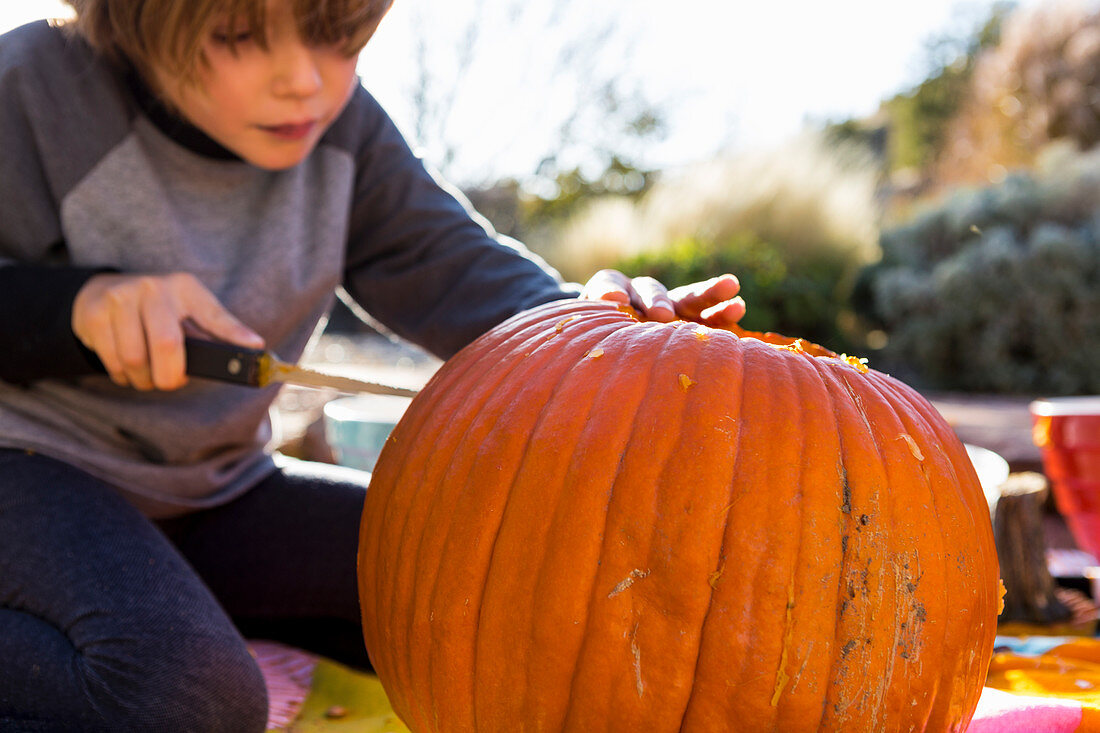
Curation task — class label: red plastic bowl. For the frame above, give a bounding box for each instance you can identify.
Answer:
[1031,397,1100,558]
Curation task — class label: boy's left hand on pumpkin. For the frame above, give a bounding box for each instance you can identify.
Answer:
[580,269,746,328]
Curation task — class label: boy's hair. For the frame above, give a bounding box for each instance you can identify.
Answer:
[64,0,393,78]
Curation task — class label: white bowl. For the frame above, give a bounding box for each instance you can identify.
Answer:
[965,443,1010,510]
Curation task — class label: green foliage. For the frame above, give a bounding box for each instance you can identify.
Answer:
[617,233,859,353]
[462,157,655,255]
[856,157,1100,394]
[538,131,882,352]
[883,62,973,172]
[876,2,1012,174]
[521,156,654,229]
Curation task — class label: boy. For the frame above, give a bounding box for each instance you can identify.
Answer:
[0,0,745,730]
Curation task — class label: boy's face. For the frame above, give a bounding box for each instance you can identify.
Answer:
[151,0,360,170]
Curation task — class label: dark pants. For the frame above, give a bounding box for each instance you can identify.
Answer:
[0,448,370,732]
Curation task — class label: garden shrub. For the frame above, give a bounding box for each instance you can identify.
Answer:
[856,151,1100,394]
[545,131,882,352]
[617,232,859,354]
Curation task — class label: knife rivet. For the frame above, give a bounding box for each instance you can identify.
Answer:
[228,358,242,375]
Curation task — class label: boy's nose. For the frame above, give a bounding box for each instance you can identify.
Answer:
[271,41,323,98]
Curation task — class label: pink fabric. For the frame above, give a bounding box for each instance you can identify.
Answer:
[968,687,1084,733]
[249,640,319,731]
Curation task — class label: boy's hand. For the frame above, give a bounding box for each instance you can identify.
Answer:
[72,272,264,391]
[580,270,746,328]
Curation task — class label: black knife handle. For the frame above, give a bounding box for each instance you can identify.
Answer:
[183,338,264,386]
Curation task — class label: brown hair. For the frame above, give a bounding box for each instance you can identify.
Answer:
[64,0,393,78]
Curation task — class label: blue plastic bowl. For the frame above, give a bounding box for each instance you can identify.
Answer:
[323,394,413,473]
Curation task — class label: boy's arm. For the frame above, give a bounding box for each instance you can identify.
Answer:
[336,87,580,360]
[0,26,122,384]
[0,261,110,383]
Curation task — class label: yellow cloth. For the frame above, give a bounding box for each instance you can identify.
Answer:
[271,659,408,733]
[985,637,1100,731]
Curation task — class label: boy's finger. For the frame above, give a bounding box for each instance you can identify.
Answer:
[669,274,741,318]
[74,307,123,378]
[581,269,632,303]
[88,331,127,387]
[141,297,187,391]
[111,308,154,391]
[630,276,675,321]
[181,288,265,349]
[699,297,747,327]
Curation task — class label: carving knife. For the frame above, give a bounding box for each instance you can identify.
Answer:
[183,338,420,397]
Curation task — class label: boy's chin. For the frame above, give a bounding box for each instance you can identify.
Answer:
[239,148,315,170]
[224,135,321,170]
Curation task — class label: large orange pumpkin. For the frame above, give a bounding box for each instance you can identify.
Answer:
[358,298,999,732]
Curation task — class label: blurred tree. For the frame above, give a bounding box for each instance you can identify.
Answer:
[879,2,1013,177]
[384,0,667,190]
[521,156,655,227]
[463,156,656,263]
[333,1,668,334]
[936,1,1100,187]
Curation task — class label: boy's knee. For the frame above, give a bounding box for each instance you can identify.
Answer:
[85,635,268,733]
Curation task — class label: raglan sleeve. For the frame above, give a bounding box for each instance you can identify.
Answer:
[0,23,112,384]
[338,86,581,360]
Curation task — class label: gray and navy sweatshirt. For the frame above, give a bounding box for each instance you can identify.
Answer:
[0,21,578,517]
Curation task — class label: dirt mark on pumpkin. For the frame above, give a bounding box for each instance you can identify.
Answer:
[837,462,852,515]
[893,554,926,663]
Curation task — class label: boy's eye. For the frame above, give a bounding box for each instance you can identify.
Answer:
[211,29,254,45]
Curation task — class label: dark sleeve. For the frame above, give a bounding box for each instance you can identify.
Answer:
[334,87,580,360]
[0,25,132,384]
[0,262,109,384]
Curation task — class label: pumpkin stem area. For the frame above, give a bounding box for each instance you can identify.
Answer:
[616,302,870,373]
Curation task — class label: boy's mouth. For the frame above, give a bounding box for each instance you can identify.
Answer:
[259,121,317,141]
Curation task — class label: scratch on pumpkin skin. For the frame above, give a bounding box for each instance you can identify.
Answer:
[838,375,873,435]
[771,575,797,706]
[678,374,696,391]
[882,550,925,717]
[587,347,605,359]
[898,434,924,461]
[630,622,644,697]
[708,560,726,589]
[789,640,814,693]
[609,569,650,598]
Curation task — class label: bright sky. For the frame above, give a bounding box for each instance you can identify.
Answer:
[1,0,1029,184]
